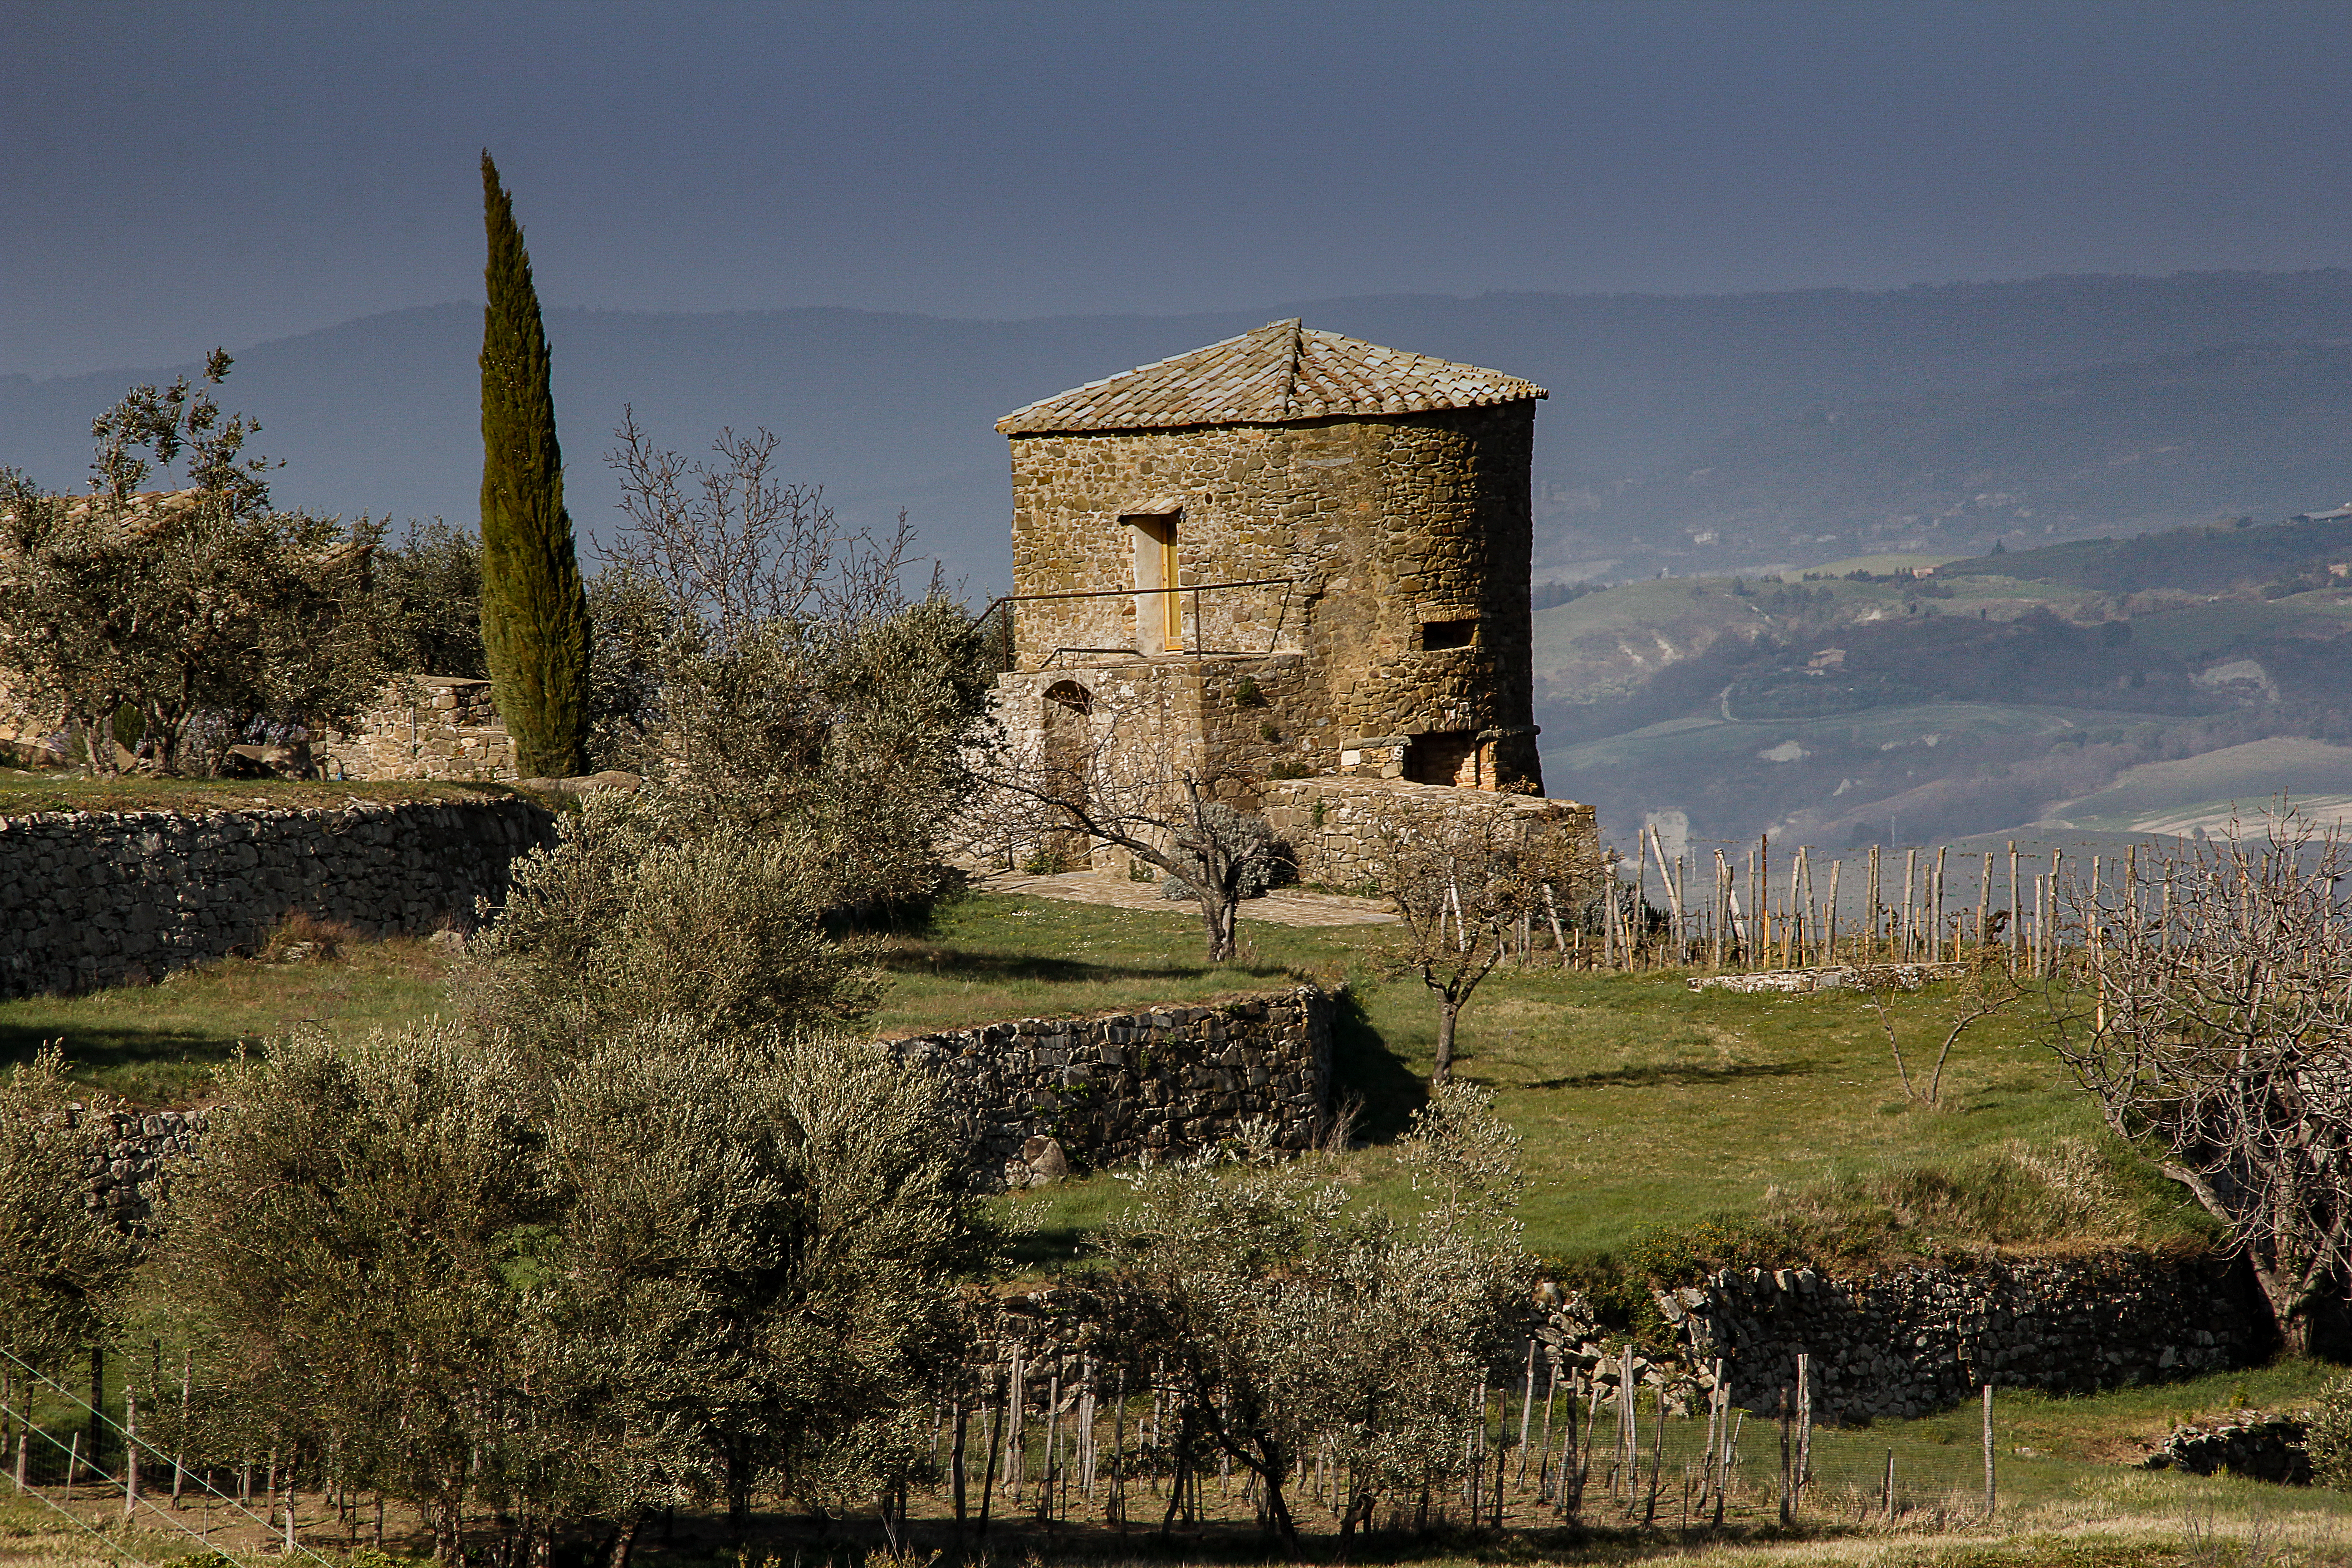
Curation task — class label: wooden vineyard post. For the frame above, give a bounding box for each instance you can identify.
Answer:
[1882,1449,1895,1519]
[1713,851,1729,969]
[1981,1382,1995,1517]
[1755,836,1769,970]
[1826,859,1842,964]
[2048,849,2063,977]
[1794,1354,1811,1509]
[950,1395,969,1530]
[1867,844,1882,959]
[1932,846,1948,961]
[1516,1338,1537,1485]
[1776,1386,1792,1524]
[123,1386,138,1519]
[174,1348,189,1509]
[2008,841,2023,973]
[1979,851,1993,950]
[1902,846,1918,960]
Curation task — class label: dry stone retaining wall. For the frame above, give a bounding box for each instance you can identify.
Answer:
[1539,1252,2269,1424]
[0,797,556,996]
[885,985,1333,1191]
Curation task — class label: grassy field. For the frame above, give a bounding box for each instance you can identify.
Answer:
[5,890,2209,1271]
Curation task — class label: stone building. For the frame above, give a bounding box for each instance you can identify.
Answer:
[995,318,1547,790]
[990,318,1597,880]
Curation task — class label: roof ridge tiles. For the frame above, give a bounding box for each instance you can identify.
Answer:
[996,320,1545,435]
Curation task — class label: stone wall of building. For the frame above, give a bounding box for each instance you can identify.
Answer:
[1259,775,1600,895]
[1538,1252,2270,1424]
[0,796,556,997]
[320,676,517,781]
[883,985,1333,1191]
[1004,405,1539,788]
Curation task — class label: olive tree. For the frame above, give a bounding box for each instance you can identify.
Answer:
[455,785,882,1067]
[147,1021,990,1562]
[0,1047,138,1432]
[1091,1085,1527,1551]
[0,356,384,774]
[964,715,1277,962]
[593,412,995,914]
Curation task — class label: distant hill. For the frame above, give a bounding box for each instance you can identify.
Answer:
[1938,506,2352,594]
[1556,342,2352,581]
[11,270,2352,592]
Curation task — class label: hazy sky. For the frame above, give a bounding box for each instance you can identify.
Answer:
[8,0,2352,378]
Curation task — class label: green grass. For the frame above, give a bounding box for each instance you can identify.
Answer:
[7,890,2208,1268]
[0,937,458,1102]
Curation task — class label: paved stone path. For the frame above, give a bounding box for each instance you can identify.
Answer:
[972,870,1399,927]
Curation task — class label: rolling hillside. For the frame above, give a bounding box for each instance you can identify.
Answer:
[10,270,2352,593]
[1534,542,2352,852]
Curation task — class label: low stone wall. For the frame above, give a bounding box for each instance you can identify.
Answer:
[1688,962,1968,995]
[0,797,557,996]
[885,985,1333,1191]
[1539,1252,2269,1424]
[320,676,516,781]
[1259,775,1597,894]
[2145,1415,2313,1483]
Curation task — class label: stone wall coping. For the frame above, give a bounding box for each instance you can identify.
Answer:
[875,980,1332,1044]
[0,793,533,829]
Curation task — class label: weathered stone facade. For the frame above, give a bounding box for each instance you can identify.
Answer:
[320,676,517,782]
[0,796,555,996]
[994,321,1545,793]
[883,984,1333,1191]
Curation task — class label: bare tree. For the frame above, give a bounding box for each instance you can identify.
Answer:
[964,708,1273,963]
[2049,808,2352,1354]
[603,407,912,643]
[592,412,993,911]
[1371,803,1586,1088]
[1866,952,2027,1109]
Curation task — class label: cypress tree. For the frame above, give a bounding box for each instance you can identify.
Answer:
[477,151,590,779]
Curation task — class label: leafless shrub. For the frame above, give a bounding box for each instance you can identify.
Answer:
[2050,805,2352,1353]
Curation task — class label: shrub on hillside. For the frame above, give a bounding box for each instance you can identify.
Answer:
[2307,1376,2352,1488]
[455,786,880,1064]
[143,1019,988,1557]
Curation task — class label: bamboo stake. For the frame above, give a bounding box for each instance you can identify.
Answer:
[1516,1338,1537,1485]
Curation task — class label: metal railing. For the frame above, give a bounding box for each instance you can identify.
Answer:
[977,578,1300,666]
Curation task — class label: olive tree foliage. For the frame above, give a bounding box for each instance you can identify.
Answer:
[2049,810,2352,1356]
[143,1021,989,1563]
[0,1046,138,1377]
[1372,804,1588,1088]
[1091,1085,1528,1552]
[373,519,490,680]
[0,355,385,774]
[591,410,995,911]
[454,787,881,1067]
[2309,1375,2352,1489]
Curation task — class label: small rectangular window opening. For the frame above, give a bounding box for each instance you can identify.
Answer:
[1421,619,1477,651]
[1129,514,1182,652]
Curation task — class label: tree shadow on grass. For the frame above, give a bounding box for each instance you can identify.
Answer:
[1524,1059,1812,1091]
[1330,985,1425,1143]
[0,1018,239,1102]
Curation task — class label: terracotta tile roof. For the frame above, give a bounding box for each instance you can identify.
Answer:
[996,319,1547,435]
